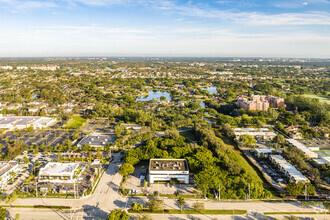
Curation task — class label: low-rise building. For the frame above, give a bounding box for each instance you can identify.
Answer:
[77,133,116,148]
[0,161,19,189]
[269,155,308,183]
[38,162,81,182]
[234,128,277,141]
[0,116,56,130]
[148,159,189,184]
[286,139,318,159]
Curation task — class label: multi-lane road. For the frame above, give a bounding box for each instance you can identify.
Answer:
[5,153,329,219]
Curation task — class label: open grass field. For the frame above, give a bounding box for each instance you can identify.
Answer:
[302,93,330,104]
[63,116,87,129]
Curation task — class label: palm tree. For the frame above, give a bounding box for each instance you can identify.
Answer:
[177,196,186,212]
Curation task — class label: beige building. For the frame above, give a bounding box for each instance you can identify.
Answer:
[237,95,285,111]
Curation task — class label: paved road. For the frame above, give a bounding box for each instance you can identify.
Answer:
[5,153,329,219]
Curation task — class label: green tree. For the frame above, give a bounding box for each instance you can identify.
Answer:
[107,209,129,220]
[192,202,205,212]
[239,134,256,147]
[119,163,135,177]
[177,196,186,211]
[131,202,143,212]
[0,207,6,220]
[146,197,164,211]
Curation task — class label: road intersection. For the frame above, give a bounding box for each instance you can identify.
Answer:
[5,153,329,219]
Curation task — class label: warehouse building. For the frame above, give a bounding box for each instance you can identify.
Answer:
[269,155,308,183]
[148,159,189,184]
[286,139,318,159]
[0,115,56,130]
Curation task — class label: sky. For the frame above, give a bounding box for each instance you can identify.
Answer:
[0,0,329,57]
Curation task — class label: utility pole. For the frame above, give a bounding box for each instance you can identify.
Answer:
[248,184,251,200]
[218,184,221,201]
[305,184,307,201]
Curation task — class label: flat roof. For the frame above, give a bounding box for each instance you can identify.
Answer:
[234,128,270,132]
[78,133,116,147]
[39,162,79,176]
[255,148,276,154]
[149,159,188,172]
[0,116,55,128]
[270,155,308,182]
[235,131,276,136]
[0,161,17,177]
[286,139,318,158]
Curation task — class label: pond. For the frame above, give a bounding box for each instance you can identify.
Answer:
[137,90,172,101]
[201,86,217,95]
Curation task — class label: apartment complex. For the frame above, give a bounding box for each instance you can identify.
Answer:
[237,95,285,111]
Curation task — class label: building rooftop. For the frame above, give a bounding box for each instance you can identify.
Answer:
[0,161,18,177]
[39,162,79,176]
[77,133,116,147]
[286,139,318,158]
[149,159,188,172]
[0,116,55,129]
[270,155,308,182]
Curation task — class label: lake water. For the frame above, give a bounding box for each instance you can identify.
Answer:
[201,86,218,94]
[137,90,172,101]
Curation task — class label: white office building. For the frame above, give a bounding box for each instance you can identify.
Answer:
[148,159,189,184]
[0,161,19,189]
[38,162,81,182]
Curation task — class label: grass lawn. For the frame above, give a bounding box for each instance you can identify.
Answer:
[63,116,87,129]
[129,209,247,215]
[302,93,330,104]
[180,130,198,142]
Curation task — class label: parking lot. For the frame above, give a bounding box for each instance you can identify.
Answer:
[0,129,76,147]
[300,138,330,151]
[82,118,115,133]
[125,161,197,196]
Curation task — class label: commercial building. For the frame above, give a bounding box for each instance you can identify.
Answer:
[237,95,285,111]
[234,128,277,141]
[269,155,308,183]
[0,161,19,189]
[148,159,189,184]
[286,139,318,159]
[77,133,116,148]
[38,162,81,182]
[0,116,56,130]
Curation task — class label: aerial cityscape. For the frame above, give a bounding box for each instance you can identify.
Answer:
[0,1,329,220]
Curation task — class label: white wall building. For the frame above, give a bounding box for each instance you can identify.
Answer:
[0,116,56,130]
[148,159,189,184]
[38,162,81,182]
[0,161,19,190]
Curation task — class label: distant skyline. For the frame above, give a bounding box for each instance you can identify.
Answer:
[0,0,330,58]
